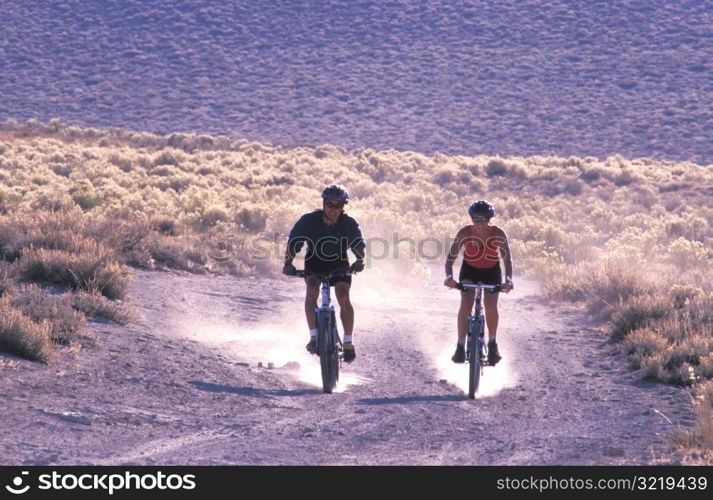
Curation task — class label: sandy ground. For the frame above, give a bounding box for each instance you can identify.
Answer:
[0,268,694,465]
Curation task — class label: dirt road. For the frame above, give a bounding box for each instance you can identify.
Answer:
[0,269,694,465]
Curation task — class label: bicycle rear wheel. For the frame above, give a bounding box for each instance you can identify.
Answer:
[317,310,336,393]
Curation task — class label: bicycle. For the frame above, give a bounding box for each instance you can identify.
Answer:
[454,282,502,398]
[293,268,353,394]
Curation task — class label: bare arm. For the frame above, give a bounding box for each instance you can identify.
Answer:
[444,227,467,286]
[497,227,514,291]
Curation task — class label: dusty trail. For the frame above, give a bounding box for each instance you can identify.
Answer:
[0,269,694,465]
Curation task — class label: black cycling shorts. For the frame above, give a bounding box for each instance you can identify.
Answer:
[304,258,352,286]
[459,262,501,292]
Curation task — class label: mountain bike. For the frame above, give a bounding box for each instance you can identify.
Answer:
[293,268,353,394]
[455,282,502,398]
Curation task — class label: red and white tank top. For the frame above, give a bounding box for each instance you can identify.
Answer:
[463,225,503,268]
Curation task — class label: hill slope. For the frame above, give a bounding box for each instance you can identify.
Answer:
[2,0,712,162]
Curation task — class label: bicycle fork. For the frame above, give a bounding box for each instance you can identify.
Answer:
[466,315,486,364]
[314,281,344,361]
[314,307,342,361]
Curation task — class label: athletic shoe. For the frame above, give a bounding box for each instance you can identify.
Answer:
[306,338,317,354]
[487,341,501,366]
[451,343,465,363]
[343,342,356,363]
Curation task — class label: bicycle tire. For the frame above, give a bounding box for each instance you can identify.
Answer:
[468,320,482,399]
[329,310,340,387]
[317,310,334,393]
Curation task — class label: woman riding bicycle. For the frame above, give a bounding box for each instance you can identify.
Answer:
[444,200,514,365]
[282,185,366,363]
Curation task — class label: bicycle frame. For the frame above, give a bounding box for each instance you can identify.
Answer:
[455,282,501,398]
[294,268,352,393]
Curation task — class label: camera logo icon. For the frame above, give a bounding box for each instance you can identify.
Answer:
[5,471,30,494]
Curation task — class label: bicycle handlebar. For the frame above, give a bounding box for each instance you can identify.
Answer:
[293,268,354,280]
[455,282,502,292]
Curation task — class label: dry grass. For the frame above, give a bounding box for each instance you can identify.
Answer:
[7,283,87,346]
[0,298,52,362]
[19,247,129,300]
[72,290,135,325]
[673,381,713,463]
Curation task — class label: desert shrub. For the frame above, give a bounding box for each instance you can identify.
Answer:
[614,169,637,186]
[18,247,130,300]
[200,206,230,227]
[71,189,103,211]
[586,268,650,319]
[0,210,91,260]
[72,290,135,324]
[692,381,713,450]
[149,165,177,177]
[235,207,268,232]
[151,216,180,236]
[141,235,206,272]
[485,158,508,177]
[433,167,457,186]
[670,285,705,309]
[580,166,605,182]
[50,163,72,177]
[620,328,669,366]
[698,354,713,380]
[108,153,134,172]
[543,226,566,249]
[8,284,86,345]
[88,216,153,261]
[32,193,74,212]
[617,291,713,386]
[541,266,592,303]
[563,178,584,196]
[0,299,52,362]
[610,294,671,341]
[667,237,709,272]
[153,149,187,167]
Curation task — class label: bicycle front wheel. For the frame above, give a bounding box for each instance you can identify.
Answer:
[468,326,482,399]
[329,331,339,386]
[317,310,336,393]
[468,341,481,398]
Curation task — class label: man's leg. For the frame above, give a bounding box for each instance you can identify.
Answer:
[304,277,320,329]
[334,281,356,362]
[334,281,353,336]
[304,277,320,353]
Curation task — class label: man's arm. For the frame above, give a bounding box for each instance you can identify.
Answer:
[348,221,366,272]
[283,216,307,273]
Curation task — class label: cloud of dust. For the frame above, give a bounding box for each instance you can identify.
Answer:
[353,259,518,397]
[176,310,369,392]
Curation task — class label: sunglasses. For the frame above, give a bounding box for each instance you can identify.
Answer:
[324,201,344,209]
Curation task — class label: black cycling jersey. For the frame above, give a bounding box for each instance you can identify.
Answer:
[287,210,365,272]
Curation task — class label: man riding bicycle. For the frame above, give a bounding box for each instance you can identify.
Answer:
[282,185,366,363]
[444,200,514,365]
